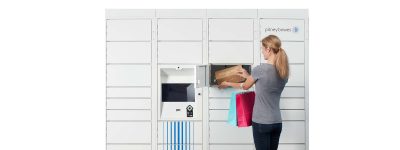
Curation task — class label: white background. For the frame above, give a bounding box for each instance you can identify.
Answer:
[1,0,399,150]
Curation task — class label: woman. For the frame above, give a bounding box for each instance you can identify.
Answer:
[218,35,289,150]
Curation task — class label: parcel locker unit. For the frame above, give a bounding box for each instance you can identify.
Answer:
[106,9,308,150]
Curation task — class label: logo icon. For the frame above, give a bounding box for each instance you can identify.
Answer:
[293,26,299,33]
[187,105,193,117]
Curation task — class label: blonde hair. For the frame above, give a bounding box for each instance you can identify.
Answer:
[261,35,289,80]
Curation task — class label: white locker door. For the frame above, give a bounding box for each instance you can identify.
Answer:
[107,145,151,150]
[107,110,151,121]
[209,98,230,109]
[281,87,305,98]
[280,98,305,110]
[107,65,151,86]
[106,20,152,41]
[158,19,203,41]
[107,87,151,98]
[107,42,151,63]
[280,121,306,143]
[158,42,203,64]
[287,64,305,86]
[209,42,253,64]
[107,122,151,143]
[282,42,305,64]
[209,19,254,41]
[107,99,151,110]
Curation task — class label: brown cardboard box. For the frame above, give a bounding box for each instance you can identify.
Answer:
[215,65,246,85]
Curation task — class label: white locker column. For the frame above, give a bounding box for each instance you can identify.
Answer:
[106,19,153,150]
[258,10,308,150]
[207,10,258,150]
[156,9,206,150]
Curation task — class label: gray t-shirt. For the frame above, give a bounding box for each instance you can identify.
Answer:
[251,63,288,124]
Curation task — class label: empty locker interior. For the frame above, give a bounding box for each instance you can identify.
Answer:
[106,9,308,150]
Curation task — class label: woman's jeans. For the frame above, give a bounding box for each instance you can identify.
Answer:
[252,121,282,150]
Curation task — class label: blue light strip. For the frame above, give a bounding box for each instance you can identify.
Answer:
[166,122,167,150]
[170,122,172,150]
[178,121,180,150]
[174,121,176,150]
[181,121,183,150]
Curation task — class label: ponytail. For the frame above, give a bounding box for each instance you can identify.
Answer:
[261,35,290,80]
[275,48,289,80]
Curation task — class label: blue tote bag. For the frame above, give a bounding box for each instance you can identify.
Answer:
[227,91,238,126]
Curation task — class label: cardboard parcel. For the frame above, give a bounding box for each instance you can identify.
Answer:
[215,65,246,85]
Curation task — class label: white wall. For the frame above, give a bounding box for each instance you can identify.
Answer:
[106,9,308,150]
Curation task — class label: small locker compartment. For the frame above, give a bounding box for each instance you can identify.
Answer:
[158,19,203,41]
[209,64,252,86]
[208,42,253,64]
[209,19,254,41]
[158,42,203,64]
[106,20,152,41]
[107,122,151,143]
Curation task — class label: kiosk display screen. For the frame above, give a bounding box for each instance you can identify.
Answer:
[162,83,195,102]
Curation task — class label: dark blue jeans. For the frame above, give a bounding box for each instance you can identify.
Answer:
[252,121,282,150]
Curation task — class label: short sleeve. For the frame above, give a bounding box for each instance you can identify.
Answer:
[251,66,261,81]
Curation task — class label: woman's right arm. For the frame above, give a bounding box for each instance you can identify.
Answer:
[239,68,257,90]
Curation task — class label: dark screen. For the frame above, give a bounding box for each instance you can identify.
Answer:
[162,83,195,102]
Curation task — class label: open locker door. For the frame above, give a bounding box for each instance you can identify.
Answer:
[196,65,207,88]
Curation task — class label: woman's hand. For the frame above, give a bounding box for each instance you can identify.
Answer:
[218,81,230,89]
[237,68,250,78]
